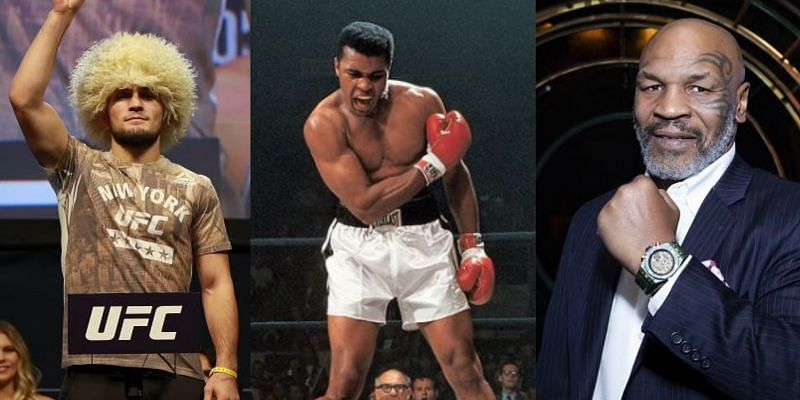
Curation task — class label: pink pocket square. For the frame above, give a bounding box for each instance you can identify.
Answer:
[702,259,729,288]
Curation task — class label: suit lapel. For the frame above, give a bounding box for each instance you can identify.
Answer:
[681,155,750,260]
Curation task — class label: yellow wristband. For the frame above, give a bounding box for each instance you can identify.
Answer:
[210,366,238,379]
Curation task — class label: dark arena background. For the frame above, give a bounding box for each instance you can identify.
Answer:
[251,1,535,399]
[536,0,800,361]
[0,0,251,398]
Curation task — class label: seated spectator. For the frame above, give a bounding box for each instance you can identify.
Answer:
[0,321,54,400]
[496,361,528,400]
[412,375,438,400]
[373,369,412,400]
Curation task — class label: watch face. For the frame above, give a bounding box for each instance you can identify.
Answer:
[649,249,675,276]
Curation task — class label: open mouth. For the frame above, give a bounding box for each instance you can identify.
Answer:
[352,95,372,111]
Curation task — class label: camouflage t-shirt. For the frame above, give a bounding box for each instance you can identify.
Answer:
[50,136,231,380]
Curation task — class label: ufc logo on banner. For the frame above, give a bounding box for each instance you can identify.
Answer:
[85,305,183,341]
[68,293,202,354]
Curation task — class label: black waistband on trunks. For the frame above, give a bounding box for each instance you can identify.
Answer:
[336,189,440,228]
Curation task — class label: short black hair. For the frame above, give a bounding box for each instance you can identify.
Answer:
[337,21,394,67]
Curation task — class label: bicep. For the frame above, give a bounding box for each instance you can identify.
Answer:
[196,252,231,289]
[13,101,69,169]
[304,118,372,206]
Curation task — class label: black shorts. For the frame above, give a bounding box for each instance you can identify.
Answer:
[60,365,204,400]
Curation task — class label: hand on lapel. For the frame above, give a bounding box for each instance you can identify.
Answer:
[597,174,680,274]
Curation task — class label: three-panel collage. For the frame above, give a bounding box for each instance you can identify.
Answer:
[1,0,798,399]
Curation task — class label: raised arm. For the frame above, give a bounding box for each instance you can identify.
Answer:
[8,0,83,168]
[303,111,427,224]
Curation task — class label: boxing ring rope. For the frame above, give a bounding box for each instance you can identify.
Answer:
[251,317,535,330]
[250,231,535,247]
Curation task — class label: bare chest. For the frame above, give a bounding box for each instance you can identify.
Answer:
[345,117,425,177]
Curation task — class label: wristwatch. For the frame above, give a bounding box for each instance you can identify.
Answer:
[636,241,687,296]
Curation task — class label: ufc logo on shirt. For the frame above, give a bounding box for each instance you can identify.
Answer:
[68,293,201,354]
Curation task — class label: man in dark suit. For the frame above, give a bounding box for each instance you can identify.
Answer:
[495,361,529,400]
[538,18,800,399]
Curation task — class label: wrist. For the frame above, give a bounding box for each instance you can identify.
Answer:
[210,366,238,380]
[636,241,686,296]
[458,232,483,254]
[47,9,79,30]
[630,236,677,273]
[50,7,79,17]
[414,153,446,186]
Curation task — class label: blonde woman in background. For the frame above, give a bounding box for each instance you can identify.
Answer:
[0,321,54,400]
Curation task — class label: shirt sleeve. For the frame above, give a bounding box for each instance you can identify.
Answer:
[191,176,232,255]
[46,136,84,194]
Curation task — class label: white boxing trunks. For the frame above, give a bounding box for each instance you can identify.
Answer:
[322,219,470,330]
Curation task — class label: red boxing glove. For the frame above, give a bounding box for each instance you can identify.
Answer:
[414,111,472,185]
[427,110,472,168]
[456,233,495,305]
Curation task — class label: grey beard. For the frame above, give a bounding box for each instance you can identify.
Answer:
[635,109,736,181]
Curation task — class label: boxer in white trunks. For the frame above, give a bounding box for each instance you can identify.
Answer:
[304,21,495,400]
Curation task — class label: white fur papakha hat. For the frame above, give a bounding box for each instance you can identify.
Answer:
[69,32,197,150]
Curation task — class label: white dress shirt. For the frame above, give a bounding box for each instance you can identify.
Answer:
[591,145,736,400]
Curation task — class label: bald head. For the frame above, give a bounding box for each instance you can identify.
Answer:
[642,18,745,87]
[633,18,751,183]
[375,369,411,386]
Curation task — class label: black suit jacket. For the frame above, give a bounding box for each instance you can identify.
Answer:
[538,156,800,399]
